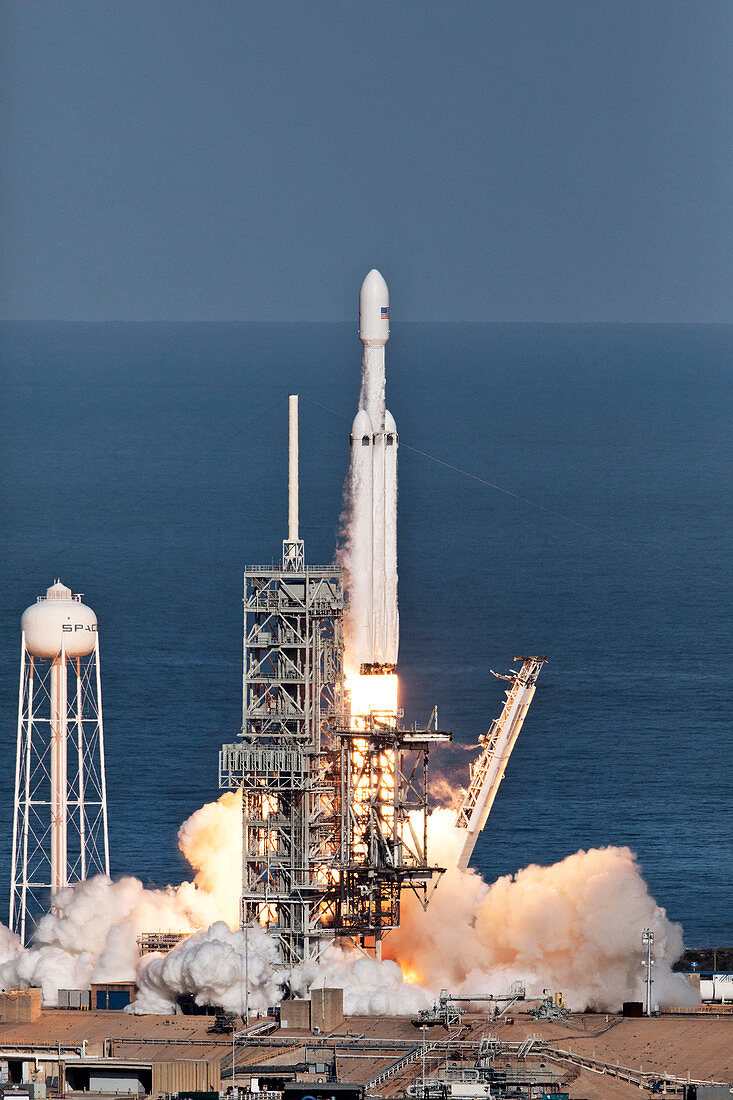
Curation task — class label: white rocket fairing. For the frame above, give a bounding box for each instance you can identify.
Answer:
[348,270,399,669]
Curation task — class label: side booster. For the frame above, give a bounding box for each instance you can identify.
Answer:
[350,270,398,670]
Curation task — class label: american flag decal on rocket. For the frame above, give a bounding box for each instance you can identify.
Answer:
[381,306,389,318]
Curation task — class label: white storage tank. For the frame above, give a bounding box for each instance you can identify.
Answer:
[21,580,98,659]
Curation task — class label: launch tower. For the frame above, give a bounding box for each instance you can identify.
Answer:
[10,581,109,943]
[220,397,346,963]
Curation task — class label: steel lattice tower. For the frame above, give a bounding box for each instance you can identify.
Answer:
[220,559,345,963]
[10,581,110,944]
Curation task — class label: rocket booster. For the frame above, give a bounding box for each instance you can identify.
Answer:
[349,270,399,670]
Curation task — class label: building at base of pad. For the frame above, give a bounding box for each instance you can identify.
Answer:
[90,982,137,1010]
[280,988,344,1031]
[65,1057,221,1095]
[0,990,42,1024]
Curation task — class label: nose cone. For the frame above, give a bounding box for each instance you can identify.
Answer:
[351,408,374,445]
[359,269,390,345]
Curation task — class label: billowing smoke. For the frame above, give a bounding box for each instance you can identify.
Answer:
[0,790,243,1005]
[176,789,242,928]
[135,927,429,1017]
[129,806,697,1015]
[0,792,696,1014]
[384,809,697,1011]
[292,943,428,1016]
[133,921,282,1015]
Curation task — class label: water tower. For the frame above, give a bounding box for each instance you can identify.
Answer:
[9,580,110,943]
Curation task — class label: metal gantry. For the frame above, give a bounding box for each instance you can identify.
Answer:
[137,932,191,955]
[220,562,347,964]
[332,713,450,953]
[219,559,451,964]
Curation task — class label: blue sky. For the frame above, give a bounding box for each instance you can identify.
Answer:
[2,1,731,321]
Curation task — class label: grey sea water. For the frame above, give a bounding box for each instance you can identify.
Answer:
[0,321,730,945]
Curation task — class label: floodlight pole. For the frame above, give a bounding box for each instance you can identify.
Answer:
[642,928,655,1016]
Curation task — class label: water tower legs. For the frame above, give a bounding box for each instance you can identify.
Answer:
[10,617,110,944]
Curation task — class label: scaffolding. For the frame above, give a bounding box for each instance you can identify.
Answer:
[333,713,450,948]
[220,567,450,962]
[137,932,190,955]
[220,562,346,964]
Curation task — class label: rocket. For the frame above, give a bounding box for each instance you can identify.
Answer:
[349,270,399,672]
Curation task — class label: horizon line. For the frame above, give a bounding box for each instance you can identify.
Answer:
[2,318,732,326]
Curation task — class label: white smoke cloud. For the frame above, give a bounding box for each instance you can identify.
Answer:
[0,923,25,979]
[0,793,697,1015]
[384,809,697,1012]
[133,921,282,1015]
[0,790,242,1005]
[292,942,430,1017]
[134,925,429,1018]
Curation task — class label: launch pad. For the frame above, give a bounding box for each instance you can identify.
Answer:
[6,270,549,1018]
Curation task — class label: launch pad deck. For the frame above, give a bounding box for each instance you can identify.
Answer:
[0,1011,730,1100]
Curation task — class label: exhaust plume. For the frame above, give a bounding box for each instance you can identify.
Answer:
[0,795,696,1014]
[384,809,697,1011]
[0,790,243,1005]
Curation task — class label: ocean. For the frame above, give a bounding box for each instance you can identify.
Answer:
[0,321,730,945]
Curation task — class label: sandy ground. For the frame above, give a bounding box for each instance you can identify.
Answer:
[568,1069,642,1100]
[492,1013,733,1082]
